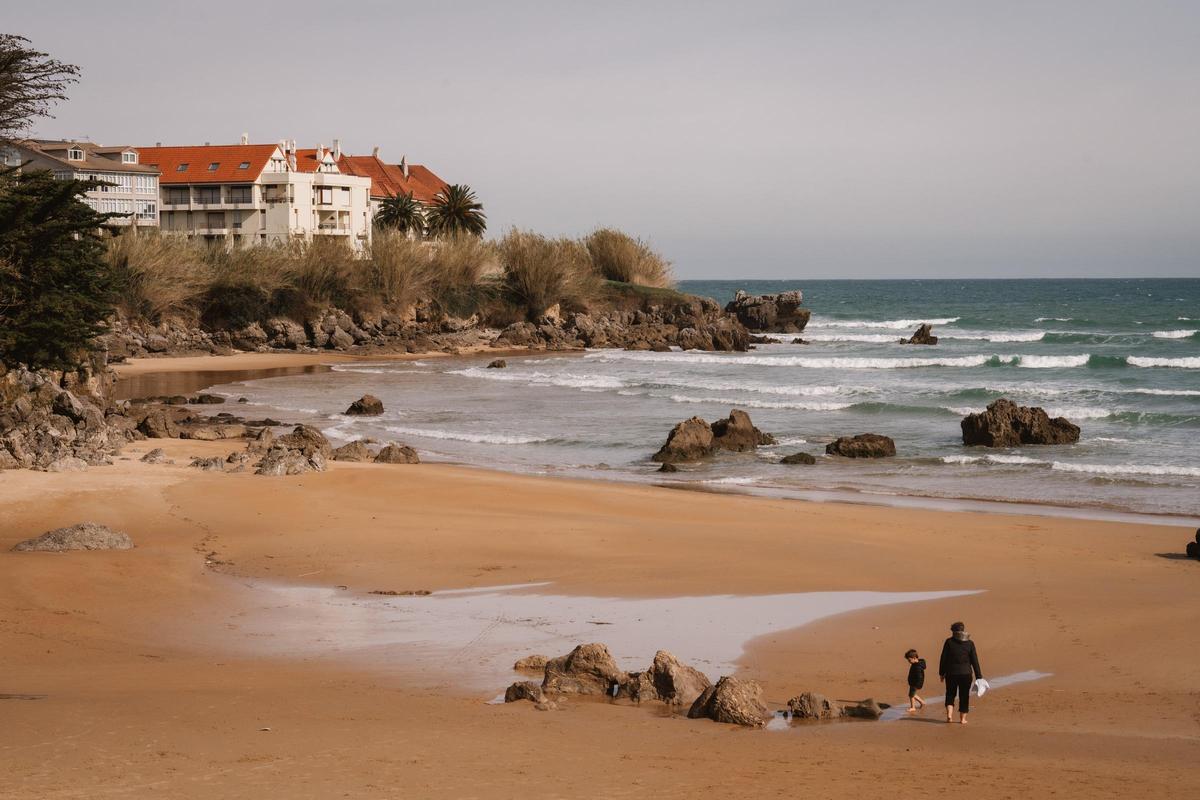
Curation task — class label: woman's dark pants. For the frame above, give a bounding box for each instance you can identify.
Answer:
[945,674,972,713]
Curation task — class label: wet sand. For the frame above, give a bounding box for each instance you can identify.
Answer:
[2,428,1198,799]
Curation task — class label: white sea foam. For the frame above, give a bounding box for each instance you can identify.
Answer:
[668,394,853,411]
[1045,406,1110,420]
[772,436,809,446]
[1151,329,1197,339]
[1093,437,1133,443]
[588,351,994,369]
[700,476,760,485]
[1035,317,1072,322]
[942,454,1047,466]
[1129,388,1200,397]
[803,333,902,343]
[1128,356,1200,369]
[661,377,846,397]
[807,316,960,330]
[1009,354,1091,368]
[450,368,625,390]
[384,425,549,445]
[1050,462,1200,478]
[943,406,984,416]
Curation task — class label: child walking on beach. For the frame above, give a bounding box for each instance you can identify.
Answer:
[905,649,926,713]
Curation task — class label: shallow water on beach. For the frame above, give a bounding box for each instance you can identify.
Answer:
[221,581,979,692]
[207,278,1199,518]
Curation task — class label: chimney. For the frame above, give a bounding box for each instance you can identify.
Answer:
[155,141,162,147]
[204,141,211,146]
[332,138,342,160]
[400,156,409,178]
[315,143,325,162]
[240,132,249,145]
[372,145,380,158]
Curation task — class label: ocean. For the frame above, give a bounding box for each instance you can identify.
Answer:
[209,278,1200,520]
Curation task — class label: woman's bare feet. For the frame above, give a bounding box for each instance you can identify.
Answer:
[960,714,969,725]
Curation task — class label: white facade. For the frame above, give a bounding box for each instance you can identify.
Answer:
[141,142,374,249]
[5,140,160,227]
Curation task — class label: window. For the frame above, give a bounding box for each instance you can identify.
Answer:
[67,147,83,161]
[339,187,350,205]
[195,187,221,204]
[208,162,220,171]
[137,201,157,220]
[228,185,252,203]
[176,163,189,172]
[122,152,137,164]
[206,212,224,229]
[237,161,250,170]
[316,187,333,205]
[166,187,189,204]
[135,175,158,193]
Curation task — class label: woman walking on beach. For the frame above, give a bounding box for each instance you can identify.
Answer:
[939,621,983,724]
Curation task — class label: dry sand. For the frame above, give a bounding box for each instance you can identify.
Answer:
[2,361,1199,798]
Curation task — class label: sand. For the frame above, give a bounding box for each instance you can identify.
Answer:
[2,361,1199,798]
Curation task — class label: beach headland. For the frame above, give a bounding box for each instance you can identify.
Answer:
[2,355,1198,797]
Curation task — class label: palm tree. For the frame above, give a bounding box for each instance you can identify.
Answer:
[375,191,426,235]
[426,184,486,238]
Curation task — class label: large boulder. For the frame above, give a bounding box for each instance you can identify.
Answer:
[332,440,374,462]
[825,433,896,458]
[687,676,772,727]
[711,409,775,452]
[504,681,545,703]
[785,691,882,721]
[961,399,1081,447]
[345,394,384,416]
[780,452,816,465]
[633,650,711,706]
[724,290,810,333]
[136,408,179,439]
[275,424,332,459]
[901,323,938,345]
[12,522,133,552]
[254,446,327,476]
[652,417,715,463]
[542,643,627,696]
[374,443,420,464]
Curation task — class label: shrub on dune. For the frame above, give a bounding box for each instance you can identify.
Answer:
[498,229,601,320]
[105,229,209,322]
[584,228,673,288]
[366,230,434,310]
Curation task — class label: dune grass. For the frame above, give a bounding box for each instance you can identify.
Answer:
[497,229,602,320]
[584,228,673,288]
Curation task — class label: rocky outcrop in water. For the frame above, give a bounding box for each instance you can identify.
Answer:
[902,323,938,345]
[780,452,816,465]
[345,395,384,416]
[825,433,896,458]
[724,290,810,333]
[653,410,774,463]
[687,676,772,727]
[711,409,776,452]
[488,359,507,369]
[0,359,129,470]
[960,399,1080,447]
[12,522,133,552]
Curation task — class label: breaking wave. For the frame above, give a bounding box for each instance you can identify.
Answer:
[1151,329,1197,339]
[667,394,853,412]
[1050,462,1200,478]
[1128,357,1200,369]
[384,425,550,445]
[806,316,960,330]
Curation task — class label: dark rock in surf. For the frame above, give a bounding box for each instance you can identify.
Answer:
[711,409,776,452]
[657,462,679,473]
[960,399,1080,447]
[652,417,715,463]
[825,433,896,458]
[345,394,384,416]
[374,443,419,464]
[487,359,507,369]
[780,452,816,465]
[724,290,811,333]
[901,323,938,345]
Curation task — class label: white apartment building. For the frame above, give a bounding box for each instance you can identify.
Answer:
[4,139,161,227]
[136,138,373,249]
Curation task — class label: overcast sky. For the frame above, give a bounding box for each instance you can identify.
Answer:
[15,1,1200,278]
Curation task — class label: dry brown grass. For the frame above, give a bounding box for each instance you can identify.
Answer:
[105,229,210,321]
[366,231,435,310]
[584,228,673,288]
[497,229,602,320]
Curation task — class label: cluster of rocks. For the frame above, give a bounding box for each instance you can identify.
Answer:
[724,290,810,333]
[1182,530,1200,561]
[503,643,881,727]
[0,358,130,471]
[901,323,938,345]
[10,522,134,552]
[104,308,498,361]
[494,298,750,353]
[652,410,776,464]
[961,399,1081,447]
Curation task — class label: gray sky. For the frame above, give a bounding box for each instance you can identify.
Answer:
[16,0,1200,278]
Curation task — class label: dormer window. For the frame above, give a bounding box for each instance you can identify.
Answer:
[122,152,137,164]
[237,161,250,170]
[176,163,189,172]
[67,147,84,161]
[208,162,220,171]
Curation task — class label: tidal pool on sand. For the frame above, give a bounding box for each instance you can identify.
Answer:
[222,581,981,691]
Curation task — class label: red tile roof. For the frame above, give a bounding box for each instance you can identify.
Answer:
[135,144,279,184]
[339,154,448,202]
[292,148,339,174]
